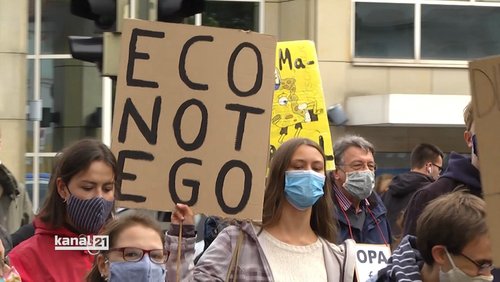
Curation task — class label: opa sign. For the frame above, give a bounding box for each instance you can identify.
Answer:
[111,19,276,219]
[355,244,391,281]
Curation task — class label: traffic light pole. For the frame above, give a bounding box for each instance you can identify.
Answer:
[70,0,205,78]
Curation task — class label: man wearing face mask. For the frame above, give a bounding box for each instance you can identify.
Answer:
[382,143,443,242]
[403,102,482,237]
[369,191,494,282]
[330,135,391,244]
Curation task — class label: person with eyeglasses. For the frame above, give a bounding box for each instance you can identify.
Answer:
[329,135,391,245]
[403,102,483,237]
[86,213,167,281]
[369,191,494,282]
[382,143,444,246]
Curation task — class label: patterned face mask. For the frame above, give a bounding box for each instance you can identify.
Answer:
[65,188,114,234]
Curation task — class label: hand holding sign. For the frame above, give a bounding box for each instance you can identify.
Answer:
[171,204,195,225]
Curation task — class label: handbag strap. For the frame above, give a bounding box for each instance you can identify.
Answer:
[225,229,245,282]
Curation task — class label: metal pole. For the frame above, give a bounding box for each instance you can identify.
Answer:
[32,0,42,213]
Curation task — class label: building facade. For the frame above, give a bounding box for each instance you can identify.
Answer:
[2,0,498,211]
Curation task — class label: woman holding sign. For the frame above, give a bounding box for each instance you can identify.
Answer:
[166,138,357,281]
[8,139,117,281]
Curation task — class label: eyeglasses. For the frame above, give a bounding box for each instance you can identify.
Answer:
[338,161,377,172]
[431,163,443,172]
[459,253,494,276]
[108,247,166,264]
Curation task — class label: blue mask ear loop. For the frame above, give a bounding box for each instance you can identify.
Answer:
[366,206,389,246]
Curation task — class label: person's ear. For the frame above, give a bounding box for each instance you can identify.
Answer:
[432,245,448,267]
[332,169,341,180]
[464,130,473,148]
[97,253,110,278]
[56,177,68,201]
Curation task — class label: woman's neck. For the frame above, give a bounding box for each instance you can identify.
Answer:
[264,203,317,245]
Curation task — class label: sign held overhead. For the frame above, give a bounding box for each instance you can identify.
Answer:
[111,19,276,219]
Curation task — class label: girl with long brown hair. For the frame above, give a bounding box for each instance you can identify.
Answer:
[166,138,357,281]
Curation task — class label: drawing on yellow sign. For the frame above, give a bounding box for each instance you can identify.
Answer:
[270,40,335,170]
[272,77,323,144]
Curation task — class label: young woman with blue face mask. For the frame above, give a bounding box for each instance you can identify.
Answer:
[167,138,357,281]
[8,139,117,281]
[86,214,166,282]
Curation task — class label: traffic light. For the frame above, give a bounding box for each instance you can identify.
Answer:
[157,0,205,23]
[68,36,103,70]
[70,0,116,30]
[68,0,116,72]
[68,0,206,77]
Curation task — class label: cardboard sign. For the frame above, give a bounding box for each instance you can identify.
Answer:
[111,19,276,219]
[355,244,391,281]
[271,41,335,170]
[469,56,500,263]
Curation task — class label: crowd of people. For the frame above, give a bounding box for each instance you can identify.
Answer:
[0,100,495,281]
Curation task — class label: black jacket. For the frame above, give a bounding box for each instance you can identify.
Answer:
[382,171,433,237]
[402,152,481,236]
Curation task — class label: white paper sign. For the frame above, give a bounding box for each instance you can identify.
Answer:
[355,244,391,281]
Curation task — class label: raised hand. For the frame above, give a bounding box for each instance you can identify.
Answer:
[171,203,195,225]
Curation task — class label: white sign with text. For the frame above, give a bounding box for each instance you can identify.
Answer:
[355,243,391,281]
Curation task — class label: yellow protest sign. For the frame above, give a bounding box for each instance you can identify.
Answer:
[271,41,334,169]
[111,19,276,219]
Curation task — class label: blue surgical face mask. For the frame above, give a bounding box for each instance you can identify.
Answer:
[109,255,166,282]
[343,170,375,200]
[284,170,325,210]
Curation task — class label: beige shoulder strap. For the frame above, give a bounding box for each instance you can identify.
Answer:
[225,229,245,282]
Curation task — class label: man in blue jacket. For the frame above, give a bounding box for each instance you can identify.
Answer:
[403,102,481,236]
[329,135,391,244]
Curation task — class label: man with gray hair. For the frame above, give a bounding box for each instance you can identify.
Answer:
[329,135,391,244]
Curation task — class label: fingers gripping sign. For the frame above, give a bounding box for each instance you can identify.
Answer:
[172,203,195,226]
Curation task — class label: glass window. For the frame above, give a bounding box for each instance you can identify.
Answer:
[29,0,35,55]
[25,157,54,210]
[355,3,414,58]
[27,59,102,153]
[421,5,500,60]
[203,1,259,31]
[41,0,101,54]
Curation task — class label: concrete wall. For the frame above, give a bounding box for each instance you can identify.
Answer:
[264,0,472,153]
[0,0,28,181]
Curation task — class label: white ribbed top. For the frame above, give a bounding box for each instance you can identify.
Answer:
[258,230,327,282]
